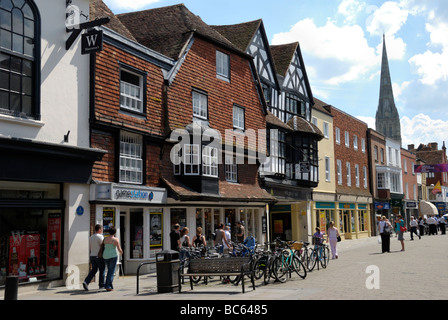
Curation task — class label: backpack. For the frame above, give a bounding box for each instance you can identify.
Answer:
[383,222,391,235]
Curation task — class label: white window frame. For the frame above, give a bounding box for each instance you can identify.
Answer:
[337,159,342,185]
[335,127,341,144]
[363,166,367,188]
[192,91,208,120]
[184,144,200,175]
[323,122,329,139]
[120,69,144,113]
[119,132,143,184]
[355,164,360,187]
[361,138,366,153]
[202,146,218,177]
[233,105,245,130]
[216,50,230,80]
[353,135,358,150]
[346,162,351,186]
[225,155,238,182]
[325,156,331,182]
[345,131,350,148]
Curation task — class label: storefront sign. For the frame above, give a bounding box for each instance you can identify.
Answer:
[316,202,335,209]
[92,183,167,204]
[375,202,390,210]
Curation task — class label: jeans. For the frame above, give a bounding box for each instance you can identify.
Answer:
[84,256,105,288]
[104,256,118,290]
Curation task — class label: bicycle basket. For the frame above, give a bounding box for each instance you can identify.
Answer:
[292,242,303,250]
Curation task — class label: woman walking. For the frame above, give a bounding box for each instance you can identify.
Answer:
[327,221,340,259]
[395,215,405,251]
[102,227,123,291]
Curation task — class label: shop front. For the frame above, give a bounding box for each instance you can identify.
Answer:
[90,182,167,274]
[338,202,371,239]
[0,181,64,286]
[165,205,267,247]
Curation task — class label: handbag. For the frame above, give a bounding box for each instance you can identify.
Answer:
[399,221,407,232]
[98,240,105,258]
[337,235,341,242]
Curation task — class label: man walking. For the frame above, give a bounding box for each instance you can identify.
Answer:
[409,216,421,240]
[83,224,105,290]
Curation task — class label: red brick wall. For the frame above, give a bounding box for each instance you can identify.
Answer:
[401,148,417,200]
[91,42,165,187]
[330,107,370,193]
[94,42,166,136]
[167,37,266,143]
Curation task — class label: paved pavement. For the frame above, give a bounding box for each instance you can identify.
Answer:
[2,232,448,302]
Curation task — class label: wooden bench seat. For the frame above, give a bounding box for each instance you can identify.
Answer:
[179,257,255,293]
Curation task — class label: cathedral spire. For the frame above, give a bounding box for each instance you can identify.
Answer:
[375,34,402,145]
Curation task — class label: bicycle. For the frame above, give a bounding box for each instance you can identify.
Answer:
[307,236,330,271]
[272,239,307,283]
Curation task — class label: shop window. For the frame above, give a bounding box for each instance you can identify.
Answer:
[170,208,186,230]
[0,0,40,120]
[149,212,162,249]
[130,209,143,259]
[0,209,62,286]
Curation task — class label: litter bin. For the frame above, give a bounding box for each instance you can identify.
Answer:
[156,250,180,293]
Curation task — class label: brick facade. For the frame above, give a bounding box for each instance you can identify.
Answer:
[327,106,370,197]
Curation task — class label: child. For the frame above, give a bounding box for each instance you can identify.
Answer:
[314,227,324,245]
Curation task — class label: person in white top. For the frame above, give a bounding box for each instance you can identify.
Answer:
[326,221,340,259]
[83,224,105,290]
[409,216,421,240]
[426,215,437,235]
[223,226,232,254]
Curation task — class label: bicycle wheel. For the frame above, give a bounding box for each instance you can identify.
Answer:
[253,257,266,280]
[263,256,275,285]
[307,249,317,271]
[272,256,287,283]
[319,247,327,269]
[291,254,307,279]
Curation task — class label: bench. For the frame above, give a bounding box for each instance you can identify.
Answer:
[179,257,255,293]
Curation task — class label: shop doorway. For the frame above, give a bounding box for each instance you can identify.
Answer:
[271,212,292,241]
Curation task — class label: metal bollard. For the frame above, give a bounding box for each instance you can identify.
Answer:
[4,276,18,300]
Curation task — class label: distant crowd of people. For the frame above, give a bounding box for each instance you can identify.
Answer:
[377,214,447,253]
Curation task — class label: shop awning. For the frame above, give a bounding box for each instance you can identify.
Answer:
[420,200,438,216]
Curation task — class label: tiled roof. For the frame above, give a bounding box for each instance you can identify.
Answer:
[312,98,333,117]
[266,111,292,131]
[211,20,262,52]
[117,4,242,60]
[89,0,137,41]
[161,176,276,202]
[286,116,324,139]
[270,42,298,76]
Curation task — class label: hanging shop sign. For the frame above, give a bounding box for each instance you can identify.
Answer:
[81,29,103,55]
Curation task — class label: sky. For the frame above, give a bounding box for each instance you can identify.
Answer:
[103,0,448,151]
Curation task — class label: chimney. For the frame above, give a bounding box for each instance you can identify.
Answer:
[408,144,414,151]
[430,142,438,150]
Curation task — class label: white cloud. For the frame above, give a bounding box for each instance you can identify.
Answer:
[355,114,447,149]
[103,0,160,11]
[366,1,409,37]
[409,50,448,85]
[401,114,448,148]
[338,0,365,24]
[272,18,377,85]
